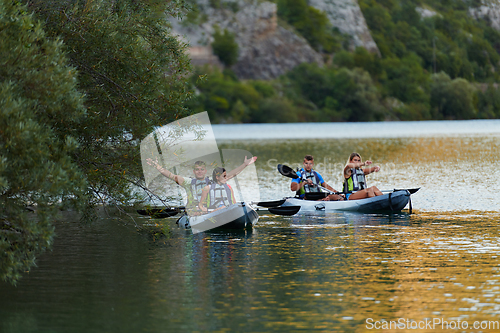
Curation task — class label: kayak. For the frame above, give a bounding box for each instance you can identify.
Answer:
[281,189,414,213]
[178,201,259,233]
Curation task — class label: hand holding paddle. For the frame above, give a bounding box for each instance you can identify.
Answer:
[277,164,342,195]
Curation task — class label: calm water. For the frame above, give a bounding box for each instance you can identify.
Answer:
[2,120,500,333]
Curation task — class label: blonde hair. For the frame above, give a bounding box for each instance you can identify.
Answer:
[346,152,361,166]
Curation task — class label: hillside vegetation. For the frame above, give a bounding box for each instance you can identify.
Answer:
[187,0,500,122]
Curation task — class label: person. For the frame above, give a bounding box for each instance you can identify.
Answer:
[146,156,256,215]
[343,152,382,200]
[290,155,344,201]
[198,167,236,213]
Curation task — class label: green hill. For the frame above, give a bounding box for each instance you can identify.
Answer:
[187,0,500,122]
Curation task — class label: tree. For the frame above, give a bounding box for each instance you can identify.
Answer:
[0,0,86,284]
[476,84,500,119]
[331,68,385,121]
[286,63,334,109]
[212,28,239,67]
[277,0,336,52]
[26,0,194,209]
[382,53,430,105]
[430,72,476,119]
[0,0,193,284]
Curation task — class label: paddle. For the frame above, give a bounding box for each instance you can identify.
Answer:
[277,164,341,195]
[253,199,287,208]
[381,188,420,194]
[277,164,299,179]
[137,207,184,218]
[268,205,301,216]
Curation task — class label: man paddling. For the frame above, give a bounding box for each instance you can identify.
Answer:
[291,155,344,201]
[147,156,257,215]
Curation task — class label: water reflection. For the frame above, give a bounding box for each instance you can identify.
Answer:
[2,209,500,332]
[151,210,500,332]
[291,211,412,227]
[2,133,500,333]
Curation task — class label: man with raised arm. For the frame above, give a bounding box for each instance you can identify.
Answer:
[147,156,257,214]
[291,155,344,201]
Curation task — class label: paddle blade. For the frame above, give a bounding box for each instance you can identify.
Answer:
[137,208,181,218]
[393,188,420,194]
[408,187,420,194]
[277,164,299,179]
[268,206,301,216]
[304,192,328,201]
[255,199,286,207]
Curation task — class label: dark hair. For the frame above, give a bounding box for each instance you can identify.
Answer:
[347,152,361,164]
[304,155,314,161]
[212,167,226,183]
[193,160,206,169]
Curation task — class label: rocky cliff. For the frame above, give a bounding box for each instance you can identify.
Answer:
[308,0,379,54]
[469,0,500,31]
[170,0,377,79]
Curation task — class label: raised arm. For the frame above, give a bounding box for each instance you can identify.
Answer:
[146,158,185,186]
[226,156,258,180]
[344,160,372,178]
[363,165,380,175]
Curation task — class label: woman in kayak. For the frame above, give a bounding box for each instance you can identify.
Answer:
[343,152,383,200]
[199,167,236,213]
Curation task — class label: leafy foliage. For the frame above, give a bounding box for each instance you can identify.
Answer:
[0,0,86,284]
[0,0,193,284]
[187,64,385,122]
[277,0,343,52]
[212,28,239,67]
[27,0,194,208]
[430,72,476,119]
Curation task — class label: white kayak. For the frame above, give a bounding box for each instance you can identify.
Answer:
[281,189,415,213]
[178,201,259,233]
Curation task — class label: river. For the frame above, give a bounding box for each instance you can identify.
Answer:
[1,120,500,332]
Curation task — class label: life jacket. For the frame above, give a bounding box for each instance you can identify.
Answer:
[207,183,235,210]
[297,168,321,196]
[343,168,366,193]
[188,177,211,205]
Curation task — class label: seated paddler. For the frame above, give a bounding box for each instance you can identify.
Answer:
[199,167,236,213]
[291,155,344,201]
[343,152,382,200]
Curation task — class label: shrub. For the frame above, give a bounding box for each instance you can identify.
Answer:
[212,28,239,67]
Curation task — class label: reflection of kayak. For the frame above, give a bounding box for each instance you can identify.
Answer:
[178,202,259,234]
[281,190,415,213]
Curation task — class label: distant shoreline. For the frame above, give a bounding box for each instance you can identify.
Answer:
[212,119,500,140]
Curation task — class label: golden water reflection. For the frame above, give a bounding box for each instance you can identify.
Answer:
[2,132,500,333]
[143,135,500,332]
[147,210,500,332]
